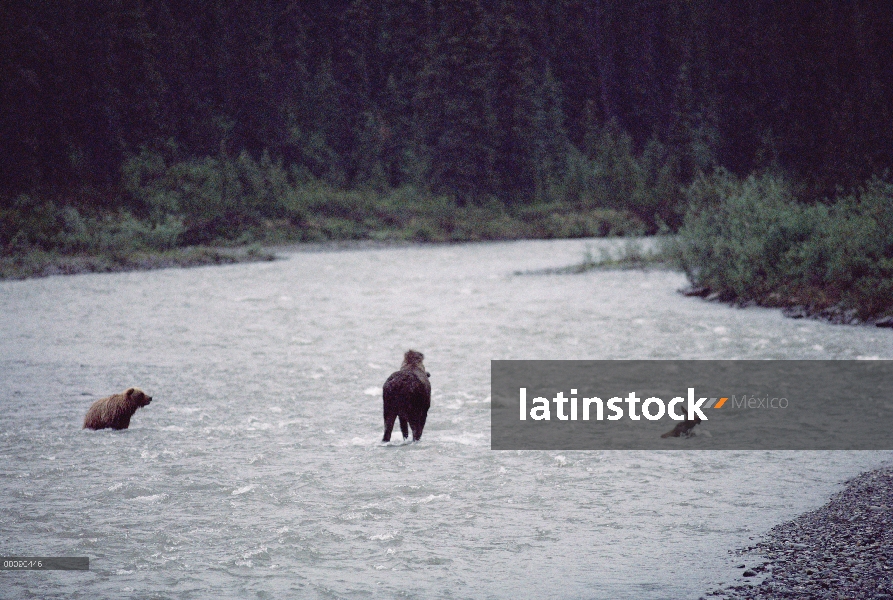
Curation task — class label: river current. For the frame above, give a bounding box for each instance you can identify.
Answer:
[1,237,890,599]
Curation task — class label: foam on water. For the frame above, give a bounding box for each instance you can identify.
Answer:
[1,237,891,599]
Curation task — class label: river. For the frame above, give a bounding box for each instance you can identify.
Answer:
[1,237,890,599]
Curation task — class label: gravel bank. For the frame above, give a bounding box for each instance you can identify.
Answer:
[679,286,893,328]
[705,466,893,599]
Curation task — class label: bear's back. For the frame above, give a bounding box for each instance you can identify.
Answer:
[383,369,430,409]
[83,392,141,430]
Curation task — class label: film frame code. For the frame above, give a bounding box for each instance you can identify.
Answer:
[1,557,89,570]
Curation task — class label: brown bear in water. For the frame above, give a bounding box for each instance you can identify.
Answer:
[382,350,431,443]
[83,388,153,430]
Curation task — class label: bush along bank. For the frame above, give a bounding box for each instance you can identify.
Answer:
[0,192,277,280]
[677,170,893,327]
[0,153,648,280]
[0,197,646,281]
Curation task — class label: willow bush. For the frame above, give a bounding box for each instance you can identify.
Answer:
[679,170,893,317]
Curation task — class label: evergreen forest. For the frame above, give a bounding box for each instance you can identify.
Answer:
[1,1,892,317]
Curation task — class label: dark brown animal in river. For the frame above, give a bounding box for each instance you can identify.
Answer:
[382,350,431,443]
[661,415,701,438]
[83,387,153,430]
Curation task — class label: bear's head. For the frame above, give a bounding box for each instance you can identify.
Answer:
[402,350,425,368]
[401,350,430,380]
[126,387,152,407]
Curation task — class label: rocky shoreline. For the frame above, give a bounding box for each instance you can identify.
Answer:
[705,466,893,599]
[680,285,893,328]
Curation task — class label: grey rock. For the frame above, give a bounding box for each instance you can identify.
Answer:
[707,467,893,599]
[782,305,808,319]
[680,285,711,297]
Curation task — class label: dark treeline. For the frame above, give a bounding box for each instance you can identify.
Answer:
[3,0,893,210]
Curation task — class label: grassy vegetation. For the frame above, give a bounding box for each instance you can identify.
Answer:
[677,169,893,320]
[514,168,893,324]
[117,147,651,244]
[0,196,642,281]
[514,238,675,276]
[5,147,890,328]
[0,149,654,280]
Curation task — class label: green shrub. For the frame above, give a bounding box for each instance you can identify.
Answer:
[811,178,893,315]
[559,125,683,231]
[514,203,645,238]
[3,195,58,252]
[0,192,185,257]
[678,170,893,317]
[124,149,303,243]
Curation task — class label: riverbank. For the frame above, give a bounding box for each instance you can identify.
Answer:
[1,189,649,281]
[513,236,675,275]
[0,230,666,282]
[678,171,893,325]
[679,285,893,328]
[705,466,893,599]
[0,244,275,280]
